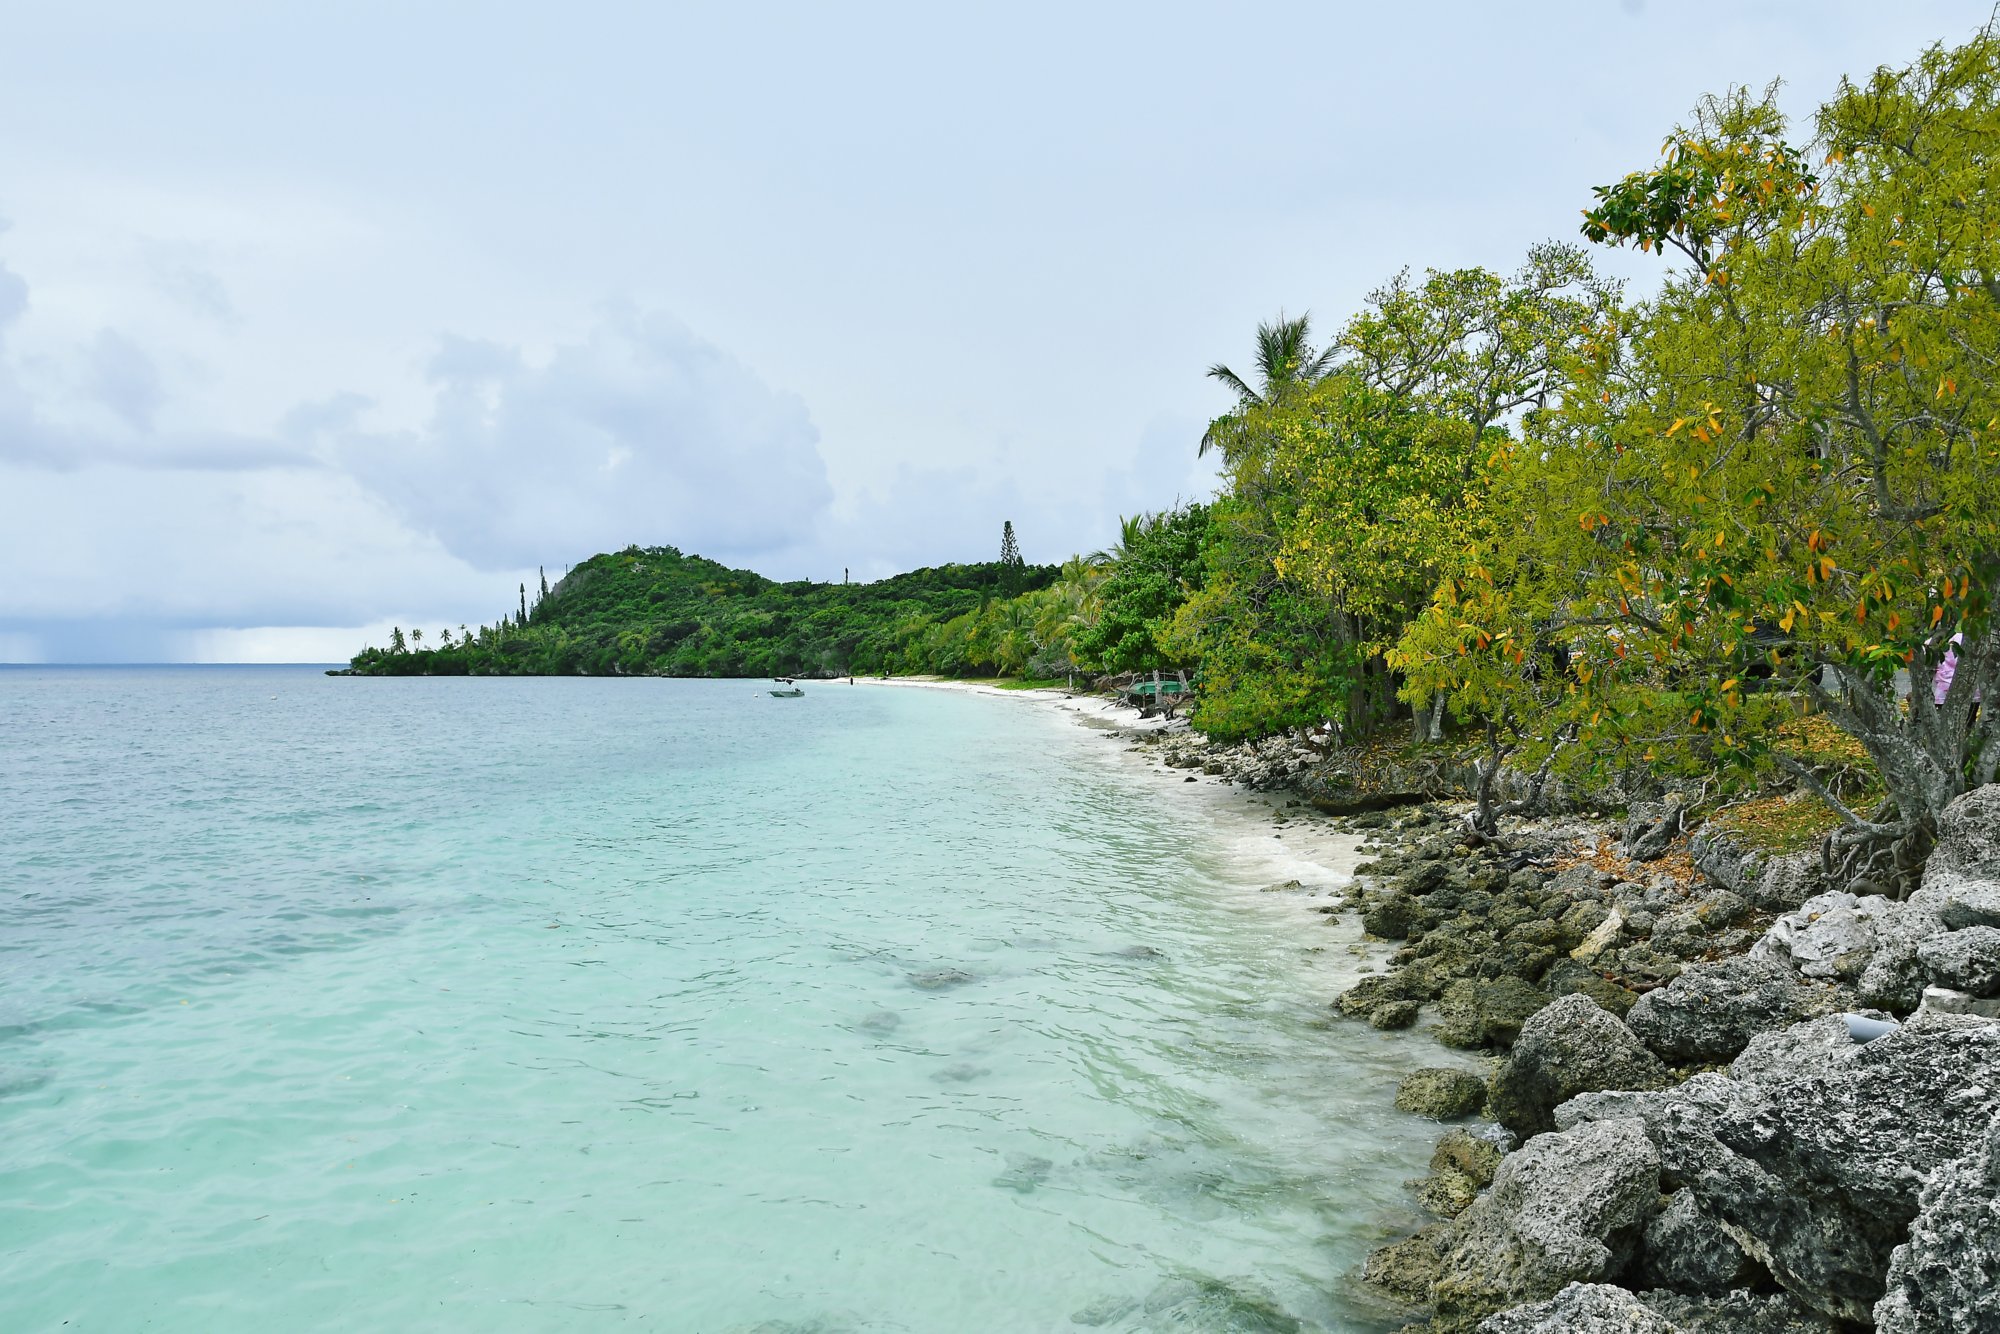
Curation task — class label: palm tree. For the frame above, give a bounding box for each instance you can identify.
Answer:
[1089,514,1153,568]
[1199,311,1338,456]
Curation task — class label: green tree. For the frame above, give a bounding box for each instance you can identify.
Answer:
[1077,504,1209,674]
[1404,31,2000,880]
[1199,312,1338,458]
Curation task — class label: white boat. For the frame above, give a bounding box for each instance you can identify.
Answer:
[769,686,804,698]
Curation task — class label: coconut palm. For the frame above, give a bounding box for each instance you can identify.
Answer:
[1199,311,1338,456]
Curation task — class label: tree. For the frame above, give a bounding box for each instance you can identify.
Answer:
[1411,32,2000,884]
[999,521,1022,567]
[1269,247,1619,740]
[389,626,407,654]
[410,627,423,648]
[519,583,529,625]
[1077,504,1209,674]
[1199,312,1339,458]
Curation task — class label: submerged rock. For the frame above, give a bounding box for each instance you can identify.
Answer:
[1488,994,1671,1140]
[907,967,975,990]
[1134,1276,1302,1331]
[1395,1067,1487,1120]
[1874,1107,2000,1333]
[1429,1118,1660,1331]
[990,1153,1053,1193]
[1475,1283,1680,1333]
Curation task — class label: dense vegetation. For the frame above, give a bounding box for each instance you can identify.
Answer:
[349,547,1063,679]
[355,28,2000,886]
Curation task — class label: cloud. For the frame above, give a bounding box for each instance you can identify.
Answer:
[82,330,165,431]
[331,308,834,571]
[0,256,305,472]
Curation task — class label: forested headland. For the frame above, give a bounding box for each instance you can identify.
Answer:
[354,30,1998,887]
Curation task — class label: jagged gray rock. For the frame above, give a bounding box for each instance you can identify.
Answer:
[1622,795,1688,861]
[1488,994,1672,1140]
[1475,1283,1681,1333]
[1874,1108,2000,1333]
[1752,889,1945,1013]
[1638,1191,1753,1295]
[1626,955,1834,1062]
[1553,1073,1737,1148]
[1916,924,2000,996]
[1929,784,2000,880]
[1726,1014,1865,1083]
[1688,828,1824,911]
[1638,1289,1840,1333]
[1909,869,2000,931]
[1429,1118,1660,1331]
[1654,1015,2000,1324]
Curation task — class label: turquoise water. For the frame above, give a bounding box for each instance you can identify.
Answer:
[1,668,1444,1332]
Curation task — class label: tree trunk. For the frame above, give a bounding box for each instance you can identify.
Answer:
[1794,620,1997,894]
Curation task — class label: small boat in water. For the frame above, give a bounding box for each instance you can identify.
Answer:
[769,686,804,698]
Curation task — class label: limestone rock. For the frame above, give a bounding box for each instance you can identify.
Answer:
[1874,1108,2000,1334]
[1371,999,1420,1030]
[1688,829,1825,911]
[1928,783,2000,881]
[1656,1016,2000,1324]
[1637,1190,1753,1296]
[1637,1289,1840,1333]
[1488,994,1672,1140]
[1916,924,2000,996]
[1753,890,1900,983]
[1726,1013,1864,1084]
[1475,1283,1681,1334]
[1334,973,1418,1022]
[1570,909,1624,962]
[1622,795,1688,861]
[1434,977,1550,1050]
[1429,1118,1660,1331]
[1431,1127,1502,1189]
[1362,1222,1452,1305]
[1396,1067,1488,1120]
[1626,956,1833,1063]
[1552,1073,1738,1148]
[1908,868,2000,931]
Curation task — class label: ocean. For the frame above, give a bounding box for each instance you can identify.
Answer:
[0,667,1448,1331]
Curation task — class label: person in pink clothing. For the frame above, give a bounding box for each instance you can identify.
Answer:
[1935,633,1961,707]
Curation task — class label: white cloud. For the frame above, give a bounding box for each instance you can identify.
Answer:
[332,307,834,571]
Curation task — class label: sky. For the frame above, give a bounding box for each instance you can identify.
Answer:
[0,1,1991,662]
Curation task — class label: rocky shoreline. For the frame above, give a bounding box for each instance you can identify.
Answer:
[1100,716,2000,1333]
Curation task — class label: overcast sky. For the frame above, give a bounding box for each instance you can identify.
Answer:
[1,1,1990,661]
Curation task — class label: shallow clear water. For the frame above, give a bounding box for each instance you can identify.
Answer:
[0,668,1447,1332]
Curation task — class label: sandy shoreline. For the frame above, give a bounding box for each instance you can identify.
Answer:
[854,674,1393,997]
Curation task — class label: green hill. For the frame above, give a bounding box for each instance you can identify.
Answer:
[345,544,1058,678]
